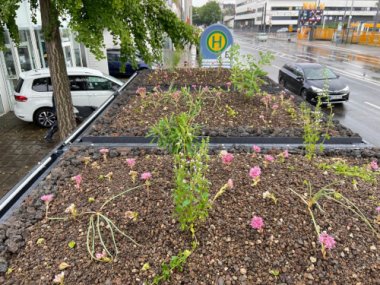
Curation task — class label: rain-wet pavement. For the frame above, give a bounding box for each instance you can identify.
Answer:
[234,31,380,147]
[0,112,58,199]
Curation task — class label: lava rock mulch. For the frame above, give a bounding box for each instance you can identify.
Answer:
[1,147,379,284]
[88,68,357,139]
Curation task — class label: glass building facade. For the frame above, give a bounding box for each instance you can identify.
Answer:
[0,2,86,115]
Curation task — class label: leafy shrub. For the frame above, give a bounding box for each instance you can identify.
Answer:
[173,139,211,233]
[229,44,274,98]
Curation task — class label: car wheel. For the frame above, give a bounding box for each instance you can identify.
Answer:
[301,89,310,102]
[34,107,56,128]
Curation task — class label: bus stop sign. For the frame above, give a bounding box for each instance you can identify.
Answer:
[200,24,233,68]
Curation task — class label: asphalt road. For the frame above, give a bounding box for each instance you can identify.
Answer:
[233,31,380,147]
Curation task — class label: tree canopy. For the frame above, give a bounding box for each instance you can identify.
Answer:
[0,0,197,139]
[192,1,222,27]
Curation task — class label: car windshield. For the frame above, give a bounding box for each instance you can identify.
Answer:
[303,67,337,80]
[102,73,124,86]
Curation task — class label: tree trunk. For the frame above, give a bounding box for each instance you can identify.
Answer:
[39,0,76,140]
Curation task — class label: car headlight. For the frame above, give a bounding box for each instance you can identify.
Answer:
[311,86,324,93]
[342,86,349,92]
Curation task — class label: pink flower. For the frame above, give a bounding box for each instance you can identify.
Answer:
[41,194,54,203]
[227,179,233,189]
[53,272,65,284]
[226,82,232,87]
[376,206,380,213]
[319,232,336,250]
[99,148,109,154]
[72,174,82,189]
[283,150,289,158]
[202,86,210,92]
[96,251,106,260]
[141,172,152,180]
[126,158,136,168]
[252,145,261,153]
[249,166,261,179]
[271,104,279,110]
[191,84,197,89]
[370,160,379,171]
[136,87,147,97]
[171,91,181,103]
[264,155,275,162]
[220,151,234,165]
[250,216,264,231]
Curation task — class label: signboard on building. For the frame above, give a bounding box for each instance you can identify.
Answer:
[299,2,325,26]
[200,24,233,68]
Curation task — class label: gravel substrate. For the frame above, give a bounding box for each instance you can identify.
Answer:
[0,146,379,284]
[87,69,358,139]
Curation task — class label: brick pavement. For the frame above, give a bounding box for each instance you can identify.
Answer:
[0,112,58,198]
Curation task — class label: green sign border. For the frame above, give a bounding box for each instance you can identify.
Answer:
[206,31,228,54]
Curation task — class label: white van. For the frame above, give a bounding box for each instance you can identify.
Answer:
[13,67,124,127]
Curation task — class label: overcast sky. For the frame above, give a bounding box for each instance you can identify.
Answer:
[193,0,235,7]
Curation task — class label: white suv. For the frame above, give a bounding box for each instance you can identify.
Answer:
[14,67,124,127]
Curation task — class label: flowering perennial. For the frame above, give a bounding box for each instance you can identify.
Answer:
[220,150,234,165]
[41,194,54,203]
[250,216,264,232]
[72,174,82,189]
[252,145,261,153]
[126,158,136,168]
[319,231,336,250]
[264,155,275,162]
[141,172,152,180]
[249,166,261,186]
[370,160,379,171]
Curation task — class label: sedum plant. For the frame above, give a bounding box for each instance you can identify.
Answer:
[319,160,379,184]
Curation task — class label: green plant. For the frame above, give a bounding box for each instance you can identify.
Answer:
[170,47,183,71]
[173,139,211,234]
[225,104,238,118]
[269,269,280,278]
[148,111,200,155]
[300,102,323,160]
[85,186,142,260]
[151,243,196,285]
[50,185,143,261]
[319,161,379,184]
[289,180,378,258]
[229,44,274,98]
[301,67,334,160]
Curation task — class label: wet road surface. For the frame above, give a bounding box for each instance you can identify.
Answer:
[233,31,380,146]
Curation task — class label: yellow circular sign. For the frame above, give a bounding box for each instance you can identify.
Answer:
[207,31,228,53]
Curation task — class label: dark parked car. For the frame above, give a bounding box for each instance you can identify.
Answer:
[278,63,350,104]
[107,49,149,78]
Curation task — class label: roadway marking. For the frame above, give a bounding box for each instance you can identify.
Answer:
[364,101,380,111]
[238,41,380,89]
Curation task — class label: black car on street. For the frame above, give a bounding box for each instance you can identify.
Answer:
[278,63,350,104]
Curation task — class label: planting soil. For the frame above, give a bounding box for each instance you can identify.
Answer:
[1,147,379,284]
[130,68,232,89]
[89,70,357,138]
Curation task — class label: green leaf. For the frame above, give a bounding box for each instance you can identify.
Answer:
[68,241,76,249]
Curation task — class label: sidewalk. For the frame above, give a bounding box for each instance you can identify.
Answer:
[0,112,58,199]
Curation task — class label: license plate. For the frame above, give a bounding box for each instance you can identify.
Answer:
[330,95,343,100]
